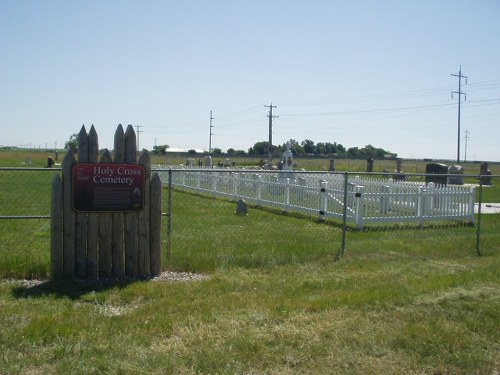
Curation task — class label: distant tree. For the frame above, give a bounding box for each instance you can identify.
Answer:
[234,149,246,155]
[334,142,346,154]
[301,139,315,154]
[347,147,360,158]
[65,133,78,152]
[248,141,271,155]
[152,144,169,155]
[226,148,236,154]
[187,149,197,155]
[316,142,326,155]
[284,139,304,155]
[212,148,222,155]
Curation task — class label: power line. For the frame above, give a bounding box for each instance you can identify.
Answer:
[464,129,470,162]
[265,103,278,168]
[451,65,468,163]
[209,110,214,154]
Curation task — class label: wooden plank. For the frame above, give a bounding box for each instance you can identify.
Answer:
[88,125,99,162]
[112,125,125,278]
[75,125,89,278]
[124,213,138,278]
[87,126,99,280]
[77,125,89,162]
[98,150,113,279]
[114,124,125,164]
[138,151,151,276]
[111,211,124,279]
[124,124,137,164]
[124,125,138,277]
[62,150,77,278]
[50,173,63,279]
[150,173,162,275]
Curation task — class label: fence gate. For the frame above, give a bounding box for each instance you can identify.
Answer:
[51,124,162,280]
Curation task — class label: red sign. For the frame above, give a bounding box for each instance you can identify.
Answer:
[72,163,146,212]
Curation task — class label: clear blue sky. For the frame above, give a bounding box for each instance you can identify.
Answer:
[1,0,499,162]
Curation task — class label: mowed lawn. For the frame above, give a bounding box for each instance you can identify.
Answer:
[0,185,499,374]
[1,149,499,374]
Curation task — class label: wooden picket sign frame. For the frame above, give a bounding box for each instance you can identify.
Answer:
[51,124,162,280]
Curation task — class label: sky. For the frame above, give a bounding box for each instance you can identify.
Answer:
[1,0,499,162]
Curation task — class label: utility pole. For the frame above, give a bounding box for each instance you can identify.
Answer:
[451,66,467,164]
[209,110,214,154]
[464,129,470,163]
[135,125,143,151]
[265,103,278,168]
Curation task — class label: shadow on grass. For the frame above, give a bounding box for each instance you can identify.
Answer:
[11,277,144,300]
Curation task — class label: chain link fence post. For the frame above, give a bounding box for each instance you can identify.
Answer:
[476,179,483,256]
[167,168,173,261]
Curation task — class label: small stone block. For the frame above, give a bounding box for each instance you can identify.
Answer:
[236,199,248,216]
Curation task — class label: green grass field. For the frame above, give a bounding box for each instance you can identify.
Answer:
[1,148,499,374]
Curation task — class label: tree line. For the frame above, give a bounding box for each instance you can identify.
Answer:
[66,134,396,159]
[244,139,397,159]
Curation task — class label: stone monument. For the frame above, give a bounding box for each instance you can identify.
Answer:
[282,142,294,172]
[235,198,248,215]
[366,157,374,173]
[448,165,464,185]
[393,158,406,181]
[329,158,335,172]
[480,162,492,185]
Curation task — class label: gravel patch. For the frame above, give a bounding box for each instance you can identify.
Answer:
[1,272,210,288]
[149,271,211,282]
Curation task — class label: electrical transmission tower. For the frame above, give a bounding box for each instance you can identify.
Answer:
[451,66,467,163]
[208,110,214,154]
[265,103,278,168]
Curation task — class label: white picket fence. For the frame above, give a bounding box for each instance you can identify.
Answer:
[155,168,476,229]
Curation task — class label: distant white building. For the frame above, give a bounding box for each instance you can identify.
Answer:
[166,147,206,154]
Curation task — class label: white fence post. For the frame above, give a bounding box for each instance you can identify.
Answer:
[319,180,328,221]
[285,178,291,212]
[298,177,306,199]
[257,174,263,203]
[468,187,476,223]
[417,186,426,226]
[232,172,237,198]
[354,185,365,229]
[380,185,391,214]
[196,171,201,189]
[212,172,218,192]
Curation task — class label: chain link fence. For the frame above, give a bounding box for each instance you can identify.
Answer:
[1,166,499,278]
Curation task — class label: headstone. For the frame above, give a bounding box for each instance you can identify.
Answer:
[186,158,195,167]
[393,158,406,181]
[329,158,335,172]
[425,163,448,186]
[448,165,464,185]
[479,162,492,185]
[235,198,248,215]
[366,157,374,173]
[47,156,54,168]
[205,156,212,169]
